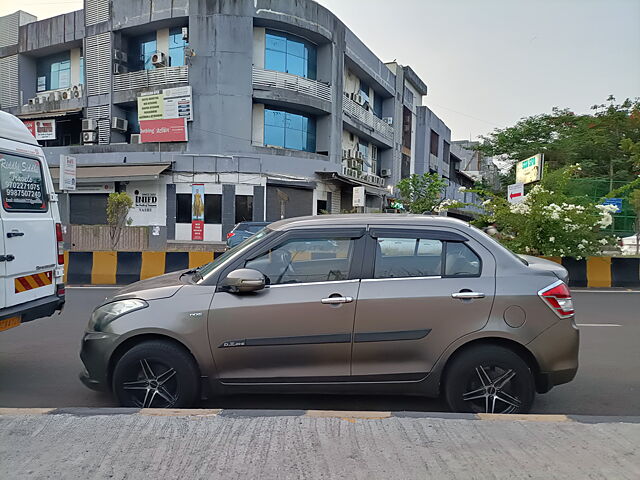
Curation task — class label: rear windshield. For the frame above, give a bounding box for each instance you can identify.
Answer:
[0,152,48,212]
[245,224,267,233]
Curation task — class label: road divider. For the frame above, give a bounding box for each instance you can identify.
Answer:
[64,251,223,285]
[542,256,640,288]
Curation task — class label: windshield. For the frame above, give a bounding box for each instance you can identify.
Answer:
[196,228,272,281]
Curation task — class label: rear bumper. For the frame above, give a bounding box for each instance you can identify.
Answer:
[0,293,65,323]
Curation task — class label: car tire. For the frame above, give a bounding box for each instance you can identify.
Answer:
[112,340,200,409]
[444,345,535,414]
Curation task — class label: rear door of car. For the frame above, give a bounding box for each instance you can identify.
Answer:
[0,149,57,307]
[350,226,496,379]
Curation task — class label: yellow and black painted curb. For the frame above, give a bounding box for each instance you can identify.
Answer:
[64,251,223,286]
[64,251,640,287]
[0,408,639,424]
[541,256,640,288]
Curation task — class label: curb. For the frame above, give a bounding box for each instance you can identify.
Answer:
[1,408,639,424]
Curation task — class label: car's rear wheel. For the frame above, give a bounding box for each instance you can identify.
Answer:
[112,340,199,408]
[444,345,535,414]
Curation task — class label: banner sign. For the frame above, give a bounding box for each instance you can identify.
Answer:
[137,93,165,121]
[59,155,76,191]
[507,183,524,204]
[352,186,366,207]
[139,118,188,143]
[191,184,205,241]
[515,154,543,185]
[23,120,56,141]
[163,86,192,121]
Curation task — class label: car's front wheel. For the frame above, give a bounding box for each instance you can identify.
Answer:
[444,345,535,414]
[112,340,200,408]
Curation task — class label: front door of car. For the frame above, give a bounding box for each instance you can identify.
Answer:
[208,229,365,382]
[351,227,496,379]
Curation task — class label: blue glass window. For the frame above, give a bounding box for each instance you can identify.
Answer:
[79,56,84,85]
[169,27,187,67]
[36,52,71,91]
[265,30,317,80]
[264,108,316,153]
[130,33,157,71]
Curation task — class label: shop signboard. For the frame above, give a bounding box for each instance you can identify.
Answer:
[137,93,164,121]
[191,183,205,241]
[133,189,158,213]
[163,86,192,121]
[139,118,188,143]
[352,186,366,207]
[515,154,543,185]
[23,120,56,141]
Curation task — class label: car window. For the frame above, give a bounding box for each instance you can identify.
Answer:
[245,237,354,285]
[375,237,443,279]
[0,152,48,212]
[445,242,481,277]
[246,224,267,233]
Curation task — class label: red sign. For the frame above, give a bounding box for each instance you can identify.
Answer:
[139,118,188,143]
[23,121,36,138]
[509,192,522,199]
[191,220,204,241]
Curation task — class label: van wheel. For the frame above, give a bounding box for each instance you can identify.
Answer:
[444,345,535,414]
[112,341,199,408]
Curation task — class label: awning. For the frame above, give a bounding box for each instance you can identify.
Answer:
[49,163,171,183]
[316,171,389,197]
[17,109,83,120]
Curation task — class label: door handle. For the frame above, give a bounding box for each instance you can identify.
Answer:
[451,291,485,299]
[7,231,24,238]
[321,296,354,305]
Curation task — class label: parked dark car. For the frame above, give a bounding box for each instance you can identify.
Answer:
[80,214,579,413]
[226,222,270,248]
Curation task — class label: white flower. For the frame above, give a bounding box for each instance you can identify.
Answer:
[577,244,585,250]
[599,238,608,245]
[458,186,467,192]
[581,239,589,244]
[482,199,491,206]
[549,237,555,242]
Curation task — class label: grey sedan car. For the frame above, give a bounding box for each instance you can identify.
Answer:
[80,215,579,413]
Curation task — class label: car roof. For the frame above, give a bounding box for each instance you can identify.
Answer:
[268,214,471,231]
[0,110,39,147]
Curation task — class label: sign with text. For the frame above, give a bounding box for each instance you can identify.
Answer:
[23,120,56,141]
[137,93,164,121]
[139,118,188,143]
[163,86,192,121]
[515,154,543,185]
[601,198,623,213]
[507,183,524,204]
[191,184,205,241]
[59,155,76,191]
[134,189,158,213]
[352,186,366,207]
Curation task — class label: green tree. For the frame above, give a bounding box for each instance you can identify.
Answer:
[107,192,133,249]
[396,173,449,214]
[477,97,640,188]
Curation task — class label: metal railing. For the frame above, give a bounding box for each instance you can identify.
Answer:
[252,67,332,103]
[342,94,394,142]
[341,164,385,187]
[113,66,189,92]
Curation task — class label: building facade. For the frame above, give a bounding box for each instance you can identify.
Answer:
[0,0,473,244]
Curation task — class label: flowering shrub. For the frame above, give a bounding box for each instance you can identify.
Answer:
[472,165,618,258]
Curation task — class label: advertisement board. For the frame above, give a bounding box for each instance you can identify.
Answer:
[163,86,192,121]
[352,186,366,207]
[515,154,543,185]
[191,184,205,241]
[137,93,164,121]
[23,120,56,141]
[139,118,188,143]
[59,155,76,191]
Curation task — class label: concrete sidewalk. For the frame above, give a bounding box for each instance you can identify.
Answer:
[1,409,639,479]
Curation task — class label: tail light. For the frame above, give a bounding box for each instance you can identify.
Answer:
[227,232,235,239]
[56,284,65,297]
[539,280,574,318]
[55,223,64,265]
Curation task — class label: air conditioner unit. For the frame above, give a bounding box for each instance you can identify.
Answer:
[356,151,365,160]
[383,117,393,125]
[49,92,60,102]
[61,89,73,100]
[130,134,142,144]
[113,64,128,74]
[356,95,363,105]
[181,27,189,41]
[111,117,128,131]
[151,52,167,67]
[72,84,83,98]
[28,97,36,105]
[381,168,391,178]
[82,118,98,131]
[342,149,349,159]
[82,131,98,144]
[114,50,128,63]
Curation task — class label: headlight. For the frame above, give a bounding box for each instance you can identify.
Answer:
[88,299,148,331]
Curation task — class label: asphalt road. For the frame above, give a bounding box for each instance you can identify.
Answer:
[1,288,638,415]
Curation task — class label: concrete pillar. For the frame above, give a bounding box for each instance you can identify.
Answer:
[252,185,265,221]
[166,184,176,240]
[221,184,236,238]
[70,47,82,86]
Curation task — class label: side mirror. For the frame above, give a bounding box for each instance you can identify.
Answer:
[221,268,266,293]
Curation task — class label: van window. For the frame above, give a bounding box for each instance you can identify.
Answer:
[0,152,48,212]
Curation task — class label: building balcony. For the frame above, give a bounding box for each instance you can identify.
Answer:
[342,94,394,144]
[341,154,385,188]
[113,65,189,92]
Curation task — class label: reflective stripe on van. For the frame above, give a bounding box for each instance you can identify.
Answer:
[14,271,53,293]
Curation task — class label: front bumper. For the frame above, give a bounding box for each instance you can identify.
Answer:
[527,317,580,393]
[79,330,120,392]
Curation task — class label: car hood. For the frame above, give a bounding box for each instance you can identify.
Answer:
[106,270,189,303]
[518,255,569,284]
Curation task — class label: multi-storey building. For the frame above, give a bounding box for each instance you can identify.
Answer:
[0,0,473,243]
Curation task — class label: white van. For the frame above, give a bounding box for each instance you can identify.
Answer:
[0,111,65,332]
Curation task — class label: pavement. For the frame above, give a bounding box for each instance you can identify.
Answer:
[1,288,639,415]
[0,408,639,479]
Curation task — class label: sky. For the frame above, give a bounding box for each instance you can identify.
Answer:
[3,0,639,141]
